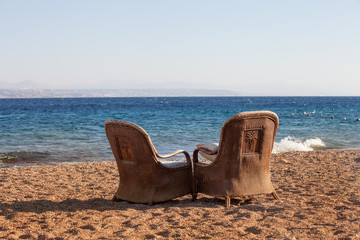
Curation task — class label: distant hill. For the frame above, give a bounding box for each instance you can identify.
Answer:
[0,89,241,98]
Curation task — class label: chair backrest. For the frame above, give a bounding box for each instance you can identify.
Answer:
[105,120,159,170]
[217,111,278,166]
[196,111,279,197]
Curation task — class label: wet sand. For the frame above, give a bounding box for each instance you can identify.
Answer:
[1,149,359,239]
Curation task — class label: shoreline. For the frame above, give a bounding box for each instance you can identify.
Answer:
[1,149,359,239]
[2,148,360,169]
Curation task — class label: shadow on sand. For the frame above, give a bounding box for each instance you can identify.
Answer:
[0,196,244,214]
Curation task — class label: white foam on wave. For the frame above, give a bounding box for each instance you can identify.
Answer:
[272,136,326,153]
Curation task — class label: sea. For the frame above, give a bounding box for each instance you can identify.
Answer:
[0,97,359,167]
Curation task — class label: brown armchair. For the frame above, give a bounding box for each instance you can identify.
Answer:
[193,111,279,207]
[105,120,193,204]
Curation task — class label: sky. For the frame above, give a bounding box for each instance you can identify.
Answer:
[0,0,359,96]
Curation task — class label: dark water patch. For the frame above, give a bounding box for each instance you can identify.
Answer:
[0,151,50,164]
[0,150,114,168]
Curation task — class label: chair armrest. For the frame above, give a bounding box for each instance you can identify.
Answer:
[156,150,191,163]
[193,148,201,163]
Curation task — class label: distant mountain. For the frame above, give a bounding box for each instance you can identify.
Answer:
[0,89,241,98]
[0,80,45,89]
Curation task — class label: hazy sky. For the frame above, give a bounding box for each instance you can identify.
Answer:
[1,0,359,95]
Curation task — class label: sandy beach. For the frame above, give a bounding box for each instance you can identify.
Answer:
[1,149,359,239]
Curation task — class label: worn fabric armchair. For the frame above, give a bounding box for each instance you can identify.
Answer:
[193,111,279,207]
[105,120,193,204]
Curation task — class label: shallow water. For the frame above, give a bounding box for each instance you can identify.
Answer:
[0,97,359,167]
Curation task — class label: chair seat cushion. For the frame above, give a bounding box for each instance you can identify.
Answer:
[196,142,219,162]
[159,160,188,168]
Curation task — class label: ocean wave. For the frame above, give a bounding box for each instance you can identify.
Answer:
[273,136,326,153]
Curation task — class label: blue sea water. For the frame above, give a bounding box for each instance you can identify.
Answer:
[0,97,359,167]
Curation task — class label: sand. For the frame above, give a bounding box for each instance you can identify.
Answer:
[0,149,359,239]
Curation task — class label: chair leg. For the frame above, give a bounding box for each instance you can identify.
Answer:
[226,197,231,208]
[112,196,120,201]
[191,175,197,201]
[192,193,197,201]
[272,191,280,200]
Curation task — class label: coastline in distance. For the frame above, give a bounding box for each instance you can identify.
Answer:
[0,89,241,98]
